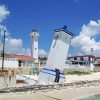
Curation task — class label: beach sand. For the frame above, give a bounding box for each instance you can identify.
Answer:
[44,86,100,100]
[0,86,100,100]
[1,72,100,100]
[0,92,56,100]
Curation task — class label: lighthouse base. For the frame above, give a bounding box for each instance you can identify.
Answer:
[38,67,65,85]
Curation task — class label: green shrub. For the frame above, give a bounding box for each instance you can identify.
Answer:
[66,71,90,75]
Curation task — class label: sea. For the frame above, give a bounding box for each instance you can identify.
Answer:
[77,93,100,100]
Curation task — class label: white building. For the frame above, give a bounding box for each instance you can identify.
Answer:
[93,57,100,71]
[0,54,35,69]
[65,55,96,71]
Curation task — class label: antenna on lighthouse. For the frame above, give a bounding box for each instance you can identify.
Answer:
[91,48,94,56]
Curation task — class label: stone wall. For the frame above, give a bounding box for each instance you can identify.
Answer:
[13,67,33,75]
[93,66,100,72]
[0,76,16,89]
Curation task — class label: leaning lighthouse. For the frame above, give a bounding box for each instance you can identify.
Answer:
[31,29,39,63]
[38,26,75,84]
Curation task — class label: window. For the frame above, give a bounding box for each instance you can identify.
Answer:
[72,61,78,65]
[80,57,83,61]
[53,35,58,48]
[79,62,83,65]
[19,60,21,67]
[74,57,77,60]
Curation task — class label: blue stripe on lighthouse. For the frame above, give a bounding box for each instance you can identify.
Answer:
[41,68,65,79]
[42,68,64,75]
[41,71,65,79]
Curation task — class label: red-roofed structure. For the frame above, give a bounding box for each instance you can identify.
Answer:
[0,53,40,69]
[5,54,36,68]
[8,54,34,61]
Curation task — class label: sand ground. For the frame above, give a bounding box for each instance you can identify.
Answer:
[1,72,100,100]
[0,86,100,100]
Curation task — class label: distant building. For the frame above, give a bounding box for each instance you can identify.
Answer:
[93,57,100,71]
[8,54,35,67]
[66,55,96,70]
[95,57,100,66]
[67,55,95,65]
[0,54,35,69]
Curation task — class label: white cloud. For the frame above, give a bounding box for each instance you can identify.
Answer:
[4,38,31,56]
[0,36,47,57]
[5,38,23,54]
[5,38,23,48]
[0,5,32,56]
[0,5,10,36]
[0,4,47,57]
[39,49,48,57]
[0,36,30,56]
[0,24,47,57]
[0,5,10,22]
[71,20,100,57]
[80,20,100,36]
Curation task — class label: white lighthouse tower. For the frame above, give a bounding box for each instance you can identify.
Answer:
[38,26,75,84]
[31,29,39,63]
[46,26,74,70]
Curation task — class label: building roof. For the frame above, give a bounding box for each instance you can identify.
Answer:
[68,55,96,58]
[71,60,95,63]
[53,25,75,36]
[8,54,34,61]
[96,57,100,59]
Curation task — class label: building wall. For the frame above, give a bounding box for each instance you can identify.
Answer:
[96,58,100,62]
[84,57,89,61]
[93,58,100,72]
[32,40,38,62]
[31,31,39,63]
[0,60,18,68]
[68,56,95,61]
[66,56,96,71]
[19,60,34,67]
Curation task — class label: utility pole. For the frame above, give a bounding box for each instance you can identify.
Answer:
[2,29,6,70]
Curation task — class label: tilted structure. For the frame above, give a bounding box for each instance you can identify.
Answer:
[38,26,75,84]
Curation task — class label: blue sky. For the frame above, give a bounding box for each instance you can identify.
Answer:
[0,0,100,57]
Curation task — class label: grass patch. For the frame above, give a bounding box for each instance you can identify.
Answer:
[66,71,90,75]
